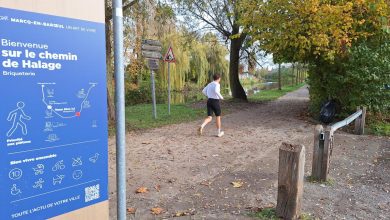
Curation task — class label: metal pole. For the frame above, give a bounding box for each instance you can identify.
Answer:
[168,62,171,115]
[112,1,126,220]
[151,70,157,119]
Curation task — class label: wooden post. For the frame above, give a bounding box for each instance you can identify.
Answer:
[278,63,282,90]
[291,64,295,86]
[311,125,324,180]
[320,128,333,181]
[311,125,332,182]
[276,143,305,220]
[354,106,367,135]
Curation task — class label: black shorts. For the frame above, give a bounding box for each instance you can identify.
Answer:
[207,98,221,116]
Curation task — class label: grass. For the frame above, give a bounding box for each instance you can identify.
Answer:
[306,176,335,186]
[369,121,390,136]
[249,83,306,102]
[111,83,304,132]
[248,208,314,220]
[248,208,278,220]
[125,103,205,130]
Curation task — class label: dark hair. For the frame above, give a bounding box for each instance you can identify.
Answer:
[213,73,221,81]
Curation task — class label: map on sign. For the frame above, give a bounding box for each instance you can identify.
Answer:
[164,46,176,63]
[40,83,97,119]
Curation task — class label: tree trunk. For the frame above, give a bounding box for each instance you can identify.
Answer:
[278,63,282,90]
[105,5,116,122]
[295,64,299,85]
[229,35,247,100]
[291,64,295,86]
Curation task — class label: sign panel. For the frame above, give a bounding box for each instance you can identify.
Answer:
[148,59,159,70]
[141,45,162,52]
[164,46,176,63]
[0,5,108,220]
[142,51,162,60]
[141,39,162,47]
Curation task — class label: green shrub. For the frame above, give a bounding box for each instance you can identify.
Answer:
[125,82,167,105]
[308,40,390,117]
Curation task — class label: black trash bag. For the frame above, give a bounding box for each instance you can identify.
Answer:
[320,100,336,124]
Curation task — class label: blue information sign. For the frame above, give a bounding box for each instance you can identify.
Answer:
[0,7,108,219]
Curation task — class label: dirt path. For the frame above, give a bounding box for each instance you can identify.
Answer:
[108,87,389,220]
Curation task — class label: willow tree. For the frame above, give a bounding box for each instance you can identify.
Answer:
[202,33,230,89]
[188,40,210,87]
[176,0,248,100]
[159,31,191,91]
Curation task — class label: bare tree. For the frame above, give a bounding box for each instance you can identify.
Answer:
[175,0,247,100]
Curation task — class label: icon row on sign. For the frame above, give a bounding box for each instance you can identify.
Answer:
[10,170,84,196]
[9,153,99,181]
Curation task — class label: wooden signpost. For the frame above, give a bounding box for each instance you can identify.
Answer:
[141,39,162,119]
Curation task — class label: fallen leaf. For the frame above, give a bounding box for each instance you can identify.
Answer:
[136,187,149,193]
[175,209,196,217]
[151,207,164,215]
[175,211,186,217]
[127,208,136,214]
[231,180,244,188]
[200,181,211,186]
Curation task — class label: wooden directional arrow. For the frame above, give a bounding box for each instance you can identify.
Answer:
[141,44,162,52]
[142,51,162,60]
[142,39,162,47]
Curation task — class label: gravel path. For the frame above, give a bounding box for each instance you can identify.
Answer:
[108,87,389,219]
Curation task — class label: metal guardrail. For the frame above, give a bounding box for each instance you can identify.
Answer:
[311,106,367,181]
[330,109,362,132]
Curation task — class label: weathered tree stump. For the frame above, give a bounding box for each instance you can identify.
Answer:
[276,143,305,220]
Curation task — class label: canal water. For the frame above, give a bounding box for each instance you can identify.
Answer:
[164,82,278,104]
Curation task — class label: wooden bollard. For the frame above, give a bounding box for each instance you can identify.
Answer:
[321,129,333,181]
[354,106,367,135]
[311,126,333,181]
[276,143,305,220]
[311,125,324,180]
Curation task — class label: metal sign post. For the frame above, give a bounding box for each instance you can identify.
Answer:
[164,46,176,115]
[113,1,127,220]
[142,39,162,119]
[168,63,171,115]
[150,70,157,119]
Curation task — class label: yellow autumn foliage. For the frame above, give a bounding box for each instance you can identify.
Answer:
[239,0,390,62]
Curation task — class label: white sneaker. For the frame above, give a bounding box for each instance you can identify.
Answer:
[198,126,203,135]
[217,131,224,137]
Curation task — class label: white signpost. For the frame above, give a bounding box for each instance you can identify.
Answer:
[164,46,176,115]
[142,39,162,119]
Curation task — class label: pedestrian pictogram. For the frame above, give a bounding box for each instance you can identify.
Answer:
[164,46,176,63]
